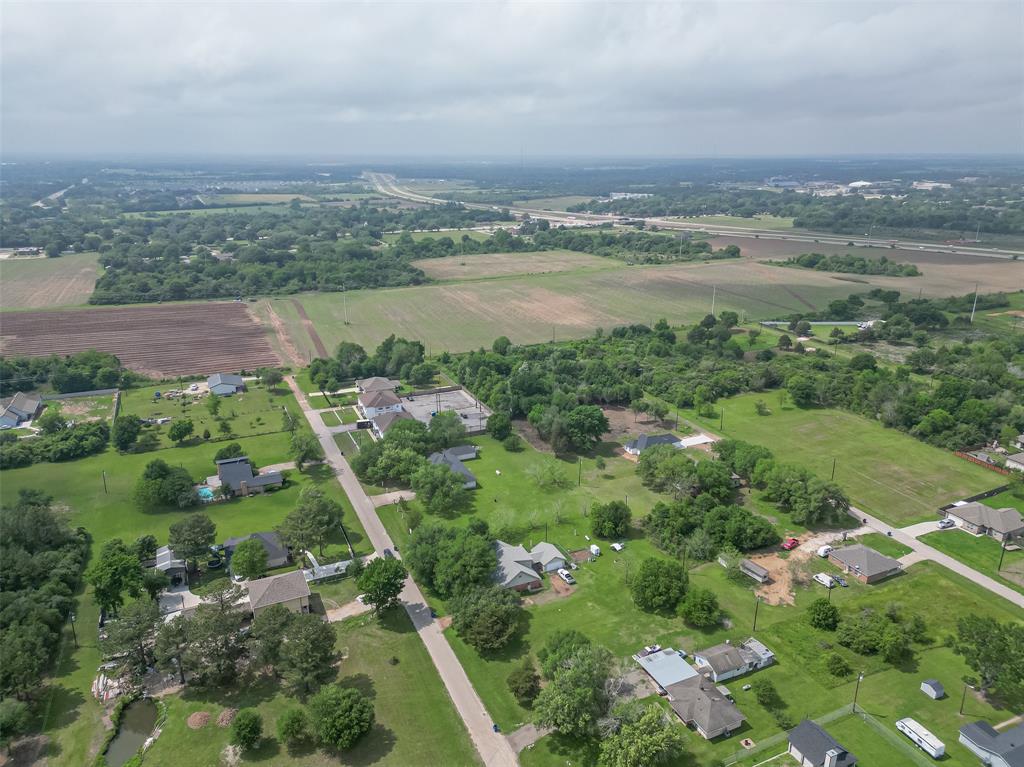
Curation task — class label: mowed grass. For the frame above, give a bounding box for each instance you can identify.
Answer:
[0,251,100,308]
[411,249,616,281]
[285,260,872,356]
[513,195,596,210]
[685,392,997,525]
[853,532,913,558]
[919,530,1024,594]
[381,229,495,244]
[205,193,315,204]
[142,610,479,767]
[669,213,796,230]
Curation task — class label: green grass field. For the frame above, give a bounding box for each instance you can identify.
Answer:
[0,251,100,309]
[514,195,596,210]
[987,488,1024,514]
[685,392,997,526]
[852,532,913,558]
[919,530,1024,594]
[142,610,479,767]
[381,229,495,244]
[670,214,796,230]
[44,393,115,423]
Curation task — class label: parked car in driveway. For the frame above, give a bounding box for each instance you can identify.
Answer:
[938,518,955,529]
[557,568,576,585]
[781,538,800,551]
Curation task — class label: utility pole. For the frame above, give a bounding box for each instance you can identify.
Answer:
[998,538,1008,572]
[970,283,979,323]
[853,673,864,713]
[752,595,761,631]
[711,285,717,316]
[831,458,837,481]
[720,408,724,432]
[102,470,108,495]
[960,682,975,715]
[578,457,582,486]
[69,612,78,648]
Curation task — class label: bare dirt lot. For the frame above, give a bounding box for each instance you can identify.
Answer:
[602,405,681,444]
[411,249,614,281]
[0,302,280,377]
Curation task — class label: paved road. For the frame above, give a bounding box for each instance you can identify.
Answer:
[287,376,518,767]
[366,173,1024,261]
[850,506,1024,609]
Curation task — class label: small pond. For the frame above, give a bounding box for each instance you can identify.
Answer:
[104,698,158,767]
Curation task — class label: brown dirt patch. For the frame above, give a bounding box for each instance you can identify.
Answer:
[0,303,280,378]
[989,310,1024,318]
[290,298,329,358]
[748,549,812,606]
[217,708,238,727]
[602,405,680,444]
[412,250,611,281]
[260,299,304,367]
[437,615,453,630]
[187,711,210,729]
[570,549,592,563]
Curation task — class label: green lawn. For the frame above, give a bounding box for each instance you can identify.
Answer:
[919,530,1024,594]
[120,382,300,449]
[670,214,796,231]
[684,392,997,525]
[44,394,115,423]
[851,532,913,559]
[987,488,1024,514]
[142,610,480,767]
[381,229,494,244]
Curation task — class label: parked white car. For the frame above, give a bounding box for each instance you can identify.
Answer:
[938,518,955,529]
[817,545,834,558]
[557,568,576,585]
[813,573,836,589]
[610,542,625,552]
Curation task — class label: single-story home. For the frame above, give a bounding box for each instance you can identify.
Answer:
[371,409,413,439]
[208,373,245,396]
[959,721,1024,767]
[678,433,715,449]
[624,433,682,456]
[921,679,945,699]
[492,540,567,590]
[211,456,283,496]
[356,376,400,393]
[0,392,43,428]
[667,676,747,740]
[788,719,858,767]
[358,389,403,419]
[693,638,775,682]
[635,647,697,689]
[1005,452,1024,473]
[828,544,902,584]
[246,570,311,617]
[943,502,1024,543]
[223,531,291,571]
[154,545,187,577]
[740,559,770,584]
[428,445,479,489]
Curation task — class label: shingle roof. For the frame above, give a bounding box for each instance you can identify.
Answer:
[696,644,747,676]
[948,502,1024,535]
[359,389,402,409]
[788,720,858,767]
[1006,452,1024,464]
[356,376,399,392]
[208,373,244,388]
[529,542,564,568]
[493,540,539,588]
[224,531,290,569]
[830,544,902,577]
[960,722,1024,767]
[626,433,680,452]
[216,456,282,491]
[428,447,478,485]
[373,409,413,433]
[668,676,746,737]
[246,570,310,610]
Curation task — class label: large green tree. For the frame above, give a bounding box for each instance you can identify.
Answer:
[630,558,687,613]
[278,614,337,696]
[450,586,520,652]
[231,538,269,579]
[534,644,614,737]
[357,557,407,613]
[953,616,1024,698]
[309,686,375,751]
[591,500,631,539]
[87,539,143,614]
[168,513,216,572]
[599,703,687,767]
[410,462,470,515]
[102,599,160,676]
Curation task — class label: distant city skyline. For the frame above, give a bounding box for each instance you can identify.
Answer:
[2,1,1021,157]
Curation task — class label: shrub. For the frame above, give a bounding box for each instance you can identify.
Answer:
[807,598,840,631]
[826,653,851,677]
[507,659,541,707]
[502,434,523,452]
[230,709,263,751]
[309,686,374,751]
[276,707,309,747]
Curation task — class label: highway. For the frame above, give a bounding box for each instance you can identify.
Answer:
[365,172,1024,261]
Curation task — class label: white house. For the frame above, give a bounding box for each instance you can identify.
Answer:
[959,721,1024,767]
[0,392,43,428]
[693,638,774,682]
[358,389,403,419]
[1005,452,1024,473]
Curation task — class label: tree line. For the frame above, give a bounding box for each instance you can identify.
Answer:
[774,252,921,277]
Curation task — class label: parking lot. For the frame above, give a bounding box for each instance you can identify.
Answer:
[400,388,490,432]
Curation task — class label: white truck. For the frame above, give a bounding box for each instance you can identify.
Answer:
[813,573,836,589]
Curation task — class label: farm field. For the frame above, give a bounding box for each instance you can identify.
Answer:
[122,204,289,217]
[204,192,315,204]
[279,253,1023,356]
[514,195,596,209]
[381,229,496,244]
[142,610,479,767]
[0,251,100,308]
[411,249,617,280]
[684,392,997,525]
[669,213,796,230]
[0,302,280,377]
[919,529,1024,593]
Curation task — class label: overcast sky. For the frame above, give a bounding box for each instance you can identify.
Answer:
[2,1,1021,158]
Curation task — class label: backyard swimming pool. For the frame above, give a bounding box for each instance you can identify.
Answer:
[197,486,214,501]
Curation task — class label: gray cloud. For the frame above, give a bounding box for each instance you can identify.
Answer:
[2,0,1021,157]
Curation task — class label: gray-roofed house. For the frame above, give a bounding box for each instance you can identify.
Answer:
[959,721,1024,767]
[529,541,567,572]
[624,433,683,456]
[208,373,245,396]
[694,638,775,682]
[212,456,283,497]
[667,676,747,740]
[788,720,858,767]
[921,679,945,700]
[224,531,291,571]
[1006,452,1024,473]
[246,570,311,617]
[358,389,403,419]
[154,545,187,576]
[943,502,1024,543]
[428,445,480,489]
[371,409,413,439]
[740,559,770,584]
[635,648,699,689]
[356,376,400,393]
[0,392,43,428]
[493,541,542,591]
[829,544,903,584]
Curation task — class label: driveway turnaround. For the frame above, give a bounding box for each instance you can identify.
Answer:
[287,376,519,767]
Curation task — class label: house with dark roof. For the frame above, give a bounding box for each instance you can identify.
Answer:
[356,376,401,393]
[211,456,283,496]
[246,570,311,617]
[428,445,479,489]
[224,531,291,571]
[788,720,858,767]
[208,373,245,396]
[829,544,902,584]
[371,409,413,439]
[0,392,43,428]
[693,638,775,682]
[667,676,746,740]
[959,721,1024,767]
[624,433,683,456]
[358,389,403,419]
[943,502,1024,543]
[1006,452,1024,473]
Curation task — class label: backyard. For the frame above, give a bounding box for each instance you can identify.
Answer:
[684,392,997,526]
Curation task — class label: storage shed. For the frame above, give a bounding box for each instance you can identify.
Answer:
[921,679,945,700]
